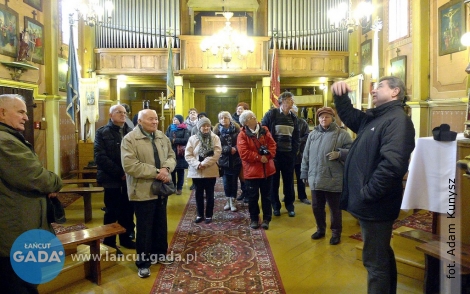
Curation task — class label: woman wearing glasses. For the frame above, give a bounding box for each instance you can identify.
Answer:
[237,111,277,230]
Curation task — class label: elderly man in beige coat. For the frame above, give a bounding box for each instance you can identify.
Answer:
[121,109,176,279]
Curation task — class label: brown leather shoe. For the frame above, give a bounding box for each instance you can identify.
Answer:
[176,190,182,195]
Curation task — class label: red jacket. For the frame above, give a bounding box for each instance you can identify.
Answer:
[237,124,277,179]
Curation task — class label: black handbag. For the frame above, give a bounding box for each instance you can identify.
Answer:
[151,180,176,197]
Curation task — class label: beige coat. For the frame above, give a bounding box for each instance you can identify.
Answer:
[121,127,176,201]
[185,132,222,178]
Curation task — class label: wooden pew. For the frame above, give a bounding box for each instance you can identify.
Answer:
[56,223,126,285]
[416,240,470,293]
[59,186,104,223]
[62,178,98,187]
[69,168,97,179]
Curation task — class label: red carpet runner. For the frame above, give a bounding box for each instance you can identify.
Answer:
[349,210,433,241]
[151,180,286,293]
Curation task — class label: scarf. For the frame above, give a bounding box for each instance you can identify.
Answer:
[219,123,236,135]
[170,123,178,132]
[197,130,213,157]
[248,123,261,137]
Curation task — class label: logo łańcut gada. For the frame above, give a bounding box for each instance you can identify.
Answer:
[10,229,65,284]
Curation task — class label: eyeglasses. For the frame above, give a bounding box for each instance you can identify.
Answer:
[114,111,127,115]
[248,116,256,121]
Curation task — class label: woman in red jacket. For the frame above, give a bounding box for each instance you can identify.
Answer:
[237,110,277,230]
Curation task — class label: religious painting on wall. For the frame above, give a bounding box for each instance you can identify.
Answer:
[24,16,44,64]
[360,39,372,73]
[360,0,372,35]
[58,57,67,91]
[24,0,42,12]
[438,0,465,56]
[390,55,407,86]
[0,4,19,58]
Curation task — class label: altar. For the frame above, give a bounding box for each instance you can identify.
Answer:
[401,134,465,213]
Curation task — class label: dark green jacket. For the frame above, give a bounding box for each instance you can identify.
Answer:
[0,122,62,256]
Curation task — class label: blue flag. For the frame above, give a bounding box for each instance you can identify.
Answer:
[166,40,175,99]
[66,25,80,124]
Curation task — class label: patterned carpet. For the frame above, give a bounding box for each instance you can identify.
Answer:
[57,193,81,208]
[349,210,433,241]
[151,179,286,293]
[51,223,88,235]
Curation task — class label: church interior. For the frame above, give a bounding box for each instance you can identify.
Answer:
[1,0,470,293]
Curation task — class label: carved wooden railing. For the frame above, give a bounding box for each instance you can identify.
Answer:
[94,36,349,78]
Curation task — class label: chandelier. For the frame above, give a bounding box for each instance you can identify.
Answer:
[328,0,374,33]
[200,11,254,63]
[72,0,114,27]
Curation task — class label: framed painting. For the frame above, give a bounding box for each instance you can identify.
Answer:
[24,16,44,64]
[438,0,465,56]
[360,0,372,35]
[360,39,372,73]
[390,55,407,86]
[58,57,67,91]
[24,0,42,12]
[0,4,19,58]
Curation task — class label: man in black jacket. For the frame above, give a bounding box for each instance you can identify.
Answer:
[95,104,135,254]
[331,77,415,294]
[261,91,300,217]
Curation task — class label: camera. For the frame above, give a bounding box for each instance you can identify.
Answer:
[198,150,214,161]
[258,145,270,155]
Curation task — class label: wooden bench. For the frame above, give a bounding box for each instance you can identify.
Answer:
[62,178,98,187]
[416,240,470,293]
[56,223,126,285]
[59,186,104,223]
[69,168,97,179]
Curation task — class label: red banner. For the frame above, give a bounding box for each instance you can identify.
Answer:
[270,40,280,108]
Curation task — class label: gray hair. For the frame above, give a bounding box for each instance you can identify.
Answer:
[109,104,125,114]
[239,110,255,126]
[278,91,294,105]
[0,94,25,108]
[137,109,157,120]
[218,111,233,121]
[379,76,406,101]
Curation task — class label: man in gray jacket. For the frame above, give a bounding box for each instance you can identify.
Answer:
[121,109,176,279]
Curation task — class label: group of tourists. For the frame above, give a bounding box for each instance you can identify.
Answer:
[0,75,415,294]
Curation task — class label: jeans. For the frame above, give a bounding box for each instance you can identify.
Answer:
[171,168,185,190]
[271,151,295,211]
[359,219,397,294]
[193,178,216,218]
[311,190,342,236]
[133,198,168,269]
[103,184,135,246]
[246,176,273,222]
